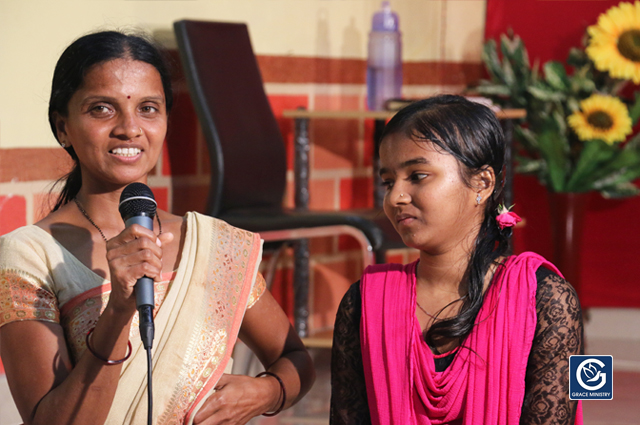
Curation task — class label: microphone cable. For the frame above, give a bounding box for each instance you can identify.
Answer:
[146,344,153,425]
[138,304,155,425]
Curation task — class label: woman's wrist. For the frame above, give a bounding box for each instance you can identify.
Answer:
[104,296,137,320]
[88,303,135,357]
[256,371,286,416]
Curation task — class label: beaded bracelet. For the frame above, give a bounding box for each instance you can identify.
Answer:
[85,328,132,365]
[256,371,286,416]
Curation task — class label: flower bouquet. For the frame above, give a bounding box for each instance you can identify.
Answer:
[475,1,640,198]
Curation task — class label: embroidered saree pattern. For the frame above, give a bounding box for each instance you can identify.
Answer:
[0,269,58,326]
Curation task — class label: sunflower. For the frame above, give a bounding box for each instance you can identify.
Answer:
[568,94,632,144]
[586,1,640,83]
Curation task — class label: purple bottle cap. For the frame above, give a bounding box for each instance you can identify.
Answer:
[372,1,399,32]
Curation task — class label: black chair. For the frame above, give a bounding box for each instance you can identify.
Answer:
[173,20,405,339]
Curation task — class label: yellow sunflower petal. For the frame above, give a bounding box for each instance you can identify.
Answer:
[587,1,640,83]
[568,94,632,144]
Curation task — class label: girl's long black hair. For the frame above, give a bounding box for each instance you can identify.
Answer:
[48,30,174,212]
[380,95,512,349]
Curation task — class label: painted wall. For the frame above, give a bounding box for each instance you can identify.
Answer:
[0,0,486,149]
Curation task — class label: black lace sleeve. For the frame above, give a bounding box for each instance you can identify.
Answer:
[330,281,372,425]
[520,268,584,425]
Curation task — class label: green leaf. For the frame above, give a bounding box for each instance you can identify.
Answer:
[600,181,640,198]
[623,131,640,151]
[516,157,544,174]
[544,61,570,91]
[565,141,614,191]
[501,34,530,85]
[537,118,568,191]
[567,47,589,69]
[475,83,512,97]
[531,58,541,83]
[570,76,596,94]
[514,125,540,153]
[552,109,568,136]
[482,40,505,83]
[567,97,581,114]
[510,36,530,70]
[501,54,517,88]
[629,91,640,126]
[593,166,640,190]
[528,84,566,102]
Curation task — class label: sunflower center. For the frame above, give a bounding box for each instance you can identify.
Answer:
[587,110,614,130]
[617,30,640,62]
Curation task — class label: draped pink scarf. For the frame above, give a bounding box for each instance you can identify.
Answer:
[360,252,583,425]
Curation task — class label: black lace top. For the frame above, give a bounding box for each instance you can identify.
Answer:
[330,267,584,425]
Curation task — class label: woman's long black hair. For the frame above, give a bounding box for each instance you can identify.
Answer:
[380,95,512,349]
[48,30,174,212]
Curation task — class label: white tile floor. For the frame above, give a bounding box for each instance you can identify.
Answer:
[2,308,639,425]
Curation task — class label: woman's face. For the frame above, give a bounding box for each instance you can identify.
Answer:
[56,58,167,191]
[380,133,487,254]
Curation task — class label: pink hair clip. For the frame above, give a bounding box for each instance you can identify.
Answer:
[496,204,522,230]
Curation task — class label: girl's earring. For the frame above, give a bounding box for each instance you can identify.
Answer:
[476,194,482,205]
[61,141,66,148]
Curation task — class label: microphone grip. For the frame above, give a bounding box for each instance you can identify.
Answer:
[135,276,155,310]
[124,215,155,349]
[139,306,155,350]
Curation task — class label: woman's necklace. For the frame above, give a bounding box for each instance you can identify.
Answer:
[416,301,437,319]
[416,294,468,321]
[74,198,162,243]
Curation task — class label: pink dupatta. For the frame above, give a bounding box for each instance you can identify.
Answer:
[360,252,583,425]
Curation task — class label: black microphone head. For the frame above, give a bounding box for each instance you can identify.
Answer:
[119,183,157,221]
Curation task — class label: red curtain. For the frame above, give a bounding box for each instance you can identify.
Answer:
[485,0,640,307]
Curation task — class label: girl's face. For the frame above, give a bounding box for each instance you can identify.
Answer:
[380,133,489,255]
[55,58,167,192]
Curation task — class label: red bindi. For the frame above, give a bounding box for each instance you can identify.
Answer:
[127,95,131,99]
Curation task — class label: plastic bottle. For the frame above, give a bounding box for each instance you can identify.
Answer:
[366,1,402,111]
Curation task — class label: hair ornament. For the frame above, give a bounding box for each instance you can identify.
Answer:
[496,204,521,230]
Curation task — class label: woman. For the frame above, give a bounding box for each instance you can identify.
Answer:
[0,31,314,425]
[330,95,583,425]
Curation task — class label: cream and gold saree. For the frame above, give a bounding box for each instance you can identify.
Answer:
[0,212,264,424]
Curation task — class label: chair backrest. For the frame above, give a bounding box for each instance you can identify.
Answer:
[173,20,287,216]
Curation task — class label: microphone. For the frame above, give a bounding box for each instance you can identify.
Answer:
[119,182,157,350]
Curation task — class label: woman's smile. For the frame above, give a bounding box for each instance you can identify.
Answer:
[109,146,142,158]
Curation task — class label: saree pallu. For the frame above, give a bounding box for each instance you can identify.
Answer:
[0,212,264,424]
[360,252,583,425]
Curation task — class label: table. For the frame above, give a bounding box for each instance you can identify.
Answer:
[282,107,526,338]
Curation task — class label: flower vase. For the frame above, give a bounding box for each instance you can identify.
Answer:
[548,192,589,301]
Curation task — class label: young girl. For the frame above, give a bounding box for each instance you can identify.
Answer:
[331,95,583,425]
[0,31,314,425]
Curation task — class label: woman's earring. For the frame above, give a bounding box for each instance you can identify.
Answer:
[476,194,482,205]
[60,141,66,148]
